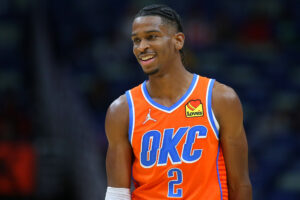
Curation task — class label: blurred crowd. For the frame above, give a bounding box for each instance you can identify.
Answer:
[0,0,299,200]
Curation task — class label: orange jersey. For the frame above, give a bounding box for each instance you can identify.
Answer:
[125,74,228,200]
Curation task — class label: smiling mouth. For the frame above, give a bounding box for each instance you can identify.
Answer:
[138,54,156,65]
[140,55,155,61]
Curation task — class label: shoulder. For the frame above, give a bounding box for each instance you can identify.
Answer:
[107,94,129,116]
[211,81,243,124]
[212,81,241,105]
[105,94,129,140]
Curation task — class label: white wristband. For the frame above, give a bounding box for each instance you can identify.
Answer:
[105,187,131,200]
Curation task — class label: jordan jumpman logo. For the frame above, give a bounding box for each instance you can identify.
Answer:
[143,109,157,124]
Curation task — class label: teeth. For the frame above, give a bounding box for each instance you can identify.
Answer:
[141,55,154,61]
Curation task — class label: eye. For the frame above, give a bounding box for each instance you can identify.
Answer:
[147,35,157,40]
[132,38,141,44]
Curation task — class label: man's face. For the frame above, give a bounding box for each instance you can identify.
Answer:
[131,16,177,75]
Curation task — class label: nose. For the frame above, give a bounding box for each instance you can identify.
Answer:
[137,39,149,52]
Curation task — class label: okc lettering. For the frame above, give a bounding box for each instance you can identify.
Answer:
[140,125,208,168]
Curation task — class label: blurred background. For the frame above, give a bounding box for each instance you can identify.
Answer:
[0,0,299,199]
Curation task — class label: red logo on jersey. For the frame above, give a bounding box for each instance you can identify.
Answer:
[185,99,204,117]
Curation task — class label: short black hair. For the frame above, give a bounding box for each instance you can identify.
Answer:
[135,4,183,33]
[135,4,185,64]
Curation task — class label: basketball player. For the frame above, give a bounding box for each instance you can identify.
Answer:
[105,4,252,200]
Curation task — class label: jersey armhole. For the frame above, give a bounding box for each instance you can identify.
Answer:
[125,91,134,145]
[212,109,220,132]
[206,79,220,140]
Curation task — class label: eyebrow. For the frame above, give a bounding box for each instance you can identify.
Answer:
[131,30,161,37]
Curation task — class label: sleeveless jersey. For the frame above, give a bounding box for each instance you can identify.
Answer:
[125,74,228,200]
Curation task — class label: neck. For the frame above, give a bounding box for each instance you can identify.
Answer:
[146,64,194,107]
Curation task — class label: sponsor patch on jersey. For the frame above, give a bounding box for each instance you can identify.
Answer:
[185,99,204,118]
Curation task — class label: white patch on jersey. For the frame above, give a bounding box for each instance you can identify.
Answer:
[143,109,157,124]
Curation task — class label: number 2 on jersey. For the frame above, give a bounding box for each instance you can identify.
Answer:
[168,168,183,198]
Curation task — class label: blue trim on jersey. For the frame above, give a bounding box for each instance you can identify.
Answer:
[207,79,219,138]
[216,145,223,200]
[125,91,134,144]
[142,74,197,112]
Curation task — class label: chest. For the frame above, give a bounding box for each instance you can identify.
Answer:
[131,107,217,168]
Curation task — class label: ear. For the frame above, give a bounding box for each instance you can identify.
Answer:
[173,32,185,51]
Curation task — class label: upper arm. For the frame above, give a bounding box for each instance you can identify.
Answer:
[105,94,132,188]
[212,82,252,198]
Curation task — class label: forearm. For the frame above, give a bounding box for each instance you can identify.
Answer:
[229,184,252,200]
[106,144,132,187]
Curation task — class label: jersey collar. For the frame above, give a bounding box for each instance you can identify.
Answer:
[141,74,199,113]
